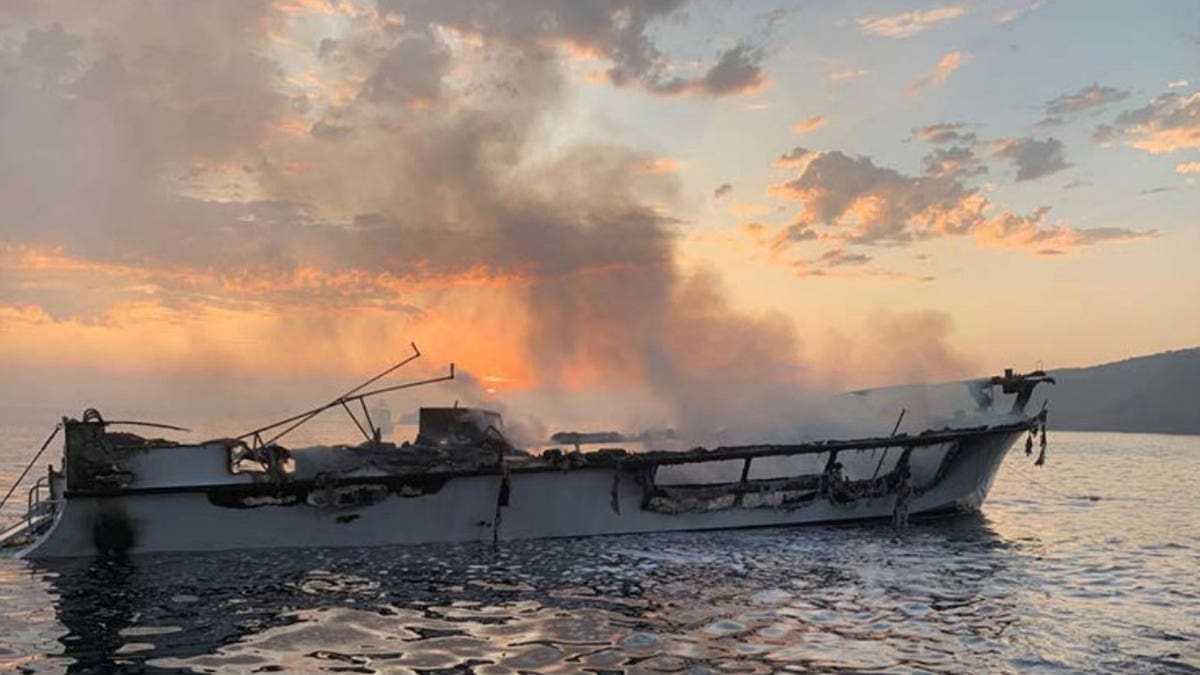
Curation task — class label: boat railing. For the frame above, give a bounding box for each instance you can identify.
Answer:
[0,474,59,550]
[27,473,54,514]
[621,420,1034,468]
[26,475,58,527]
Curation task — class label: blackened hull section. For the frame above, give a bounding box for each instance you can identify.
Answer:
[21,428,1022,558]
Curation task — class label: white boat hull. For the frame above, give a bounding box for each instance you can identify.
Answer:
[19,428,1021,559]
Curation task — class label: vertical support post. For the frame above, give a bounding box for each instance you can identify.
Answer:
[339,401,372,443]
[734,457,753,506]
[359,398,377,443]
[610,465,621,514]
[493,441,509,547]
[639,465,658,509]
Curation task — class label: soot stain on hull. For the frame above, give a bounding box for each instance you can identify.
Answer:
[92,510,136,557]
[204,475,452,510]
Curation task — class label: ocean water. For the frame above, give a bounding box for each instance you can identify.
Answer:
[0,422,1197,673]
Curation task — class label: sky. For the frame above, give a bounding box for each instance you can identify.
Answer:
[0,1,1196,433]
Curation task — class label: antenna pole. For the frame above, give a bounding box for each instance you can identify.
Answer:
[239,343,447,447]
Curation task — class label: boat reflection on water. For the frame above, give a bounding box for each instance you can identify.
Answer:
[36,514,1026,673]
[40,553,276,673]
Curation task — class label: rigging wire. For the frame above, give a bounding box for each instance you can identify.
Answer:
[0,424,61,512]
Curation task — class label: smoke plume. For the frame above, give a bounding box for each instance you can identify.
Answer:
[0,2,987,443]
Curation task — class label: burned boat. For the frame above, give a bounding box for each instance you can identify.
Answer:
[0,345,1054,559]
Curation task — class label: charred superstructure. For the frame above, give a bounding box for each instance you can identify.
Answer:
[0,351,1054,559]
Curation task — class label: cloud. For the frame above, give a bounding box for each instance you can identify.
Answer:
[768,149,1153,252]
[713,183,733,199]
[771,150,975,244]
[909,51,966,95]
[781,224,819,242]
[371,1,767,99]
[826,67,868,87]
[1168,79,1189,89]
[383,1,684,91]
[774,146,815,168]
[790,248,870,277]
[858,5,966,38]
[691,43,767,96]
[911,124,1066,182]
[815,248,871,267]
[0,243,433,318]
[589,41,768,98]
[911,122,977,145]
[792,115,828,135]
[0,5,289,262]
[1039,82,1129,125]
[973,213,1156,254]
[1094,91,1200,153]
[994,0,1047,24]
[1177,161,1200,174]
[16,22,84,79]
[357,31,452,106]
[1046,82,1130,115]
[634,157,681,174]
[740,221,816,253]
[991,137,1071,181]
[310,119,353,140]
[922,145,986,177]
[317,37,339,60]
[787,248,935,282]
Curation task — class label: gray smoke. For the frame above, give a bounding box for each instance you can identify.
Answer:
[0,2,975,442]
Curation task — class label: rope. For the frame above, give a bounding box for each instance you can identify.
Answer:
[1007,461,1092,501]
[0,424,62,512]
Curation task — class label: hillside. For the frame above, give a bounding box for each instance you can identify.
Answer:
[1033,348,1200,435]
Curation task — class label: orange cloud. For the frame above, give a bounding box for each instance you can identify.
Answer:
[0,244,527,317]
[634,157,681,174]
[740,222,766,236]
[970,209,1155,254]
[909,51,967,96]
[0,303,53,326]
[1095,91,1200,153]
[1129,129,1200,154]
[561,39,606,61]
[0,285,536,388]
[774,147,816,169]
[858,6,965,38]
[792,115,828,135]
[766,149,1155,255]
[1177,161,1200,174]
[274,0,336,16]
